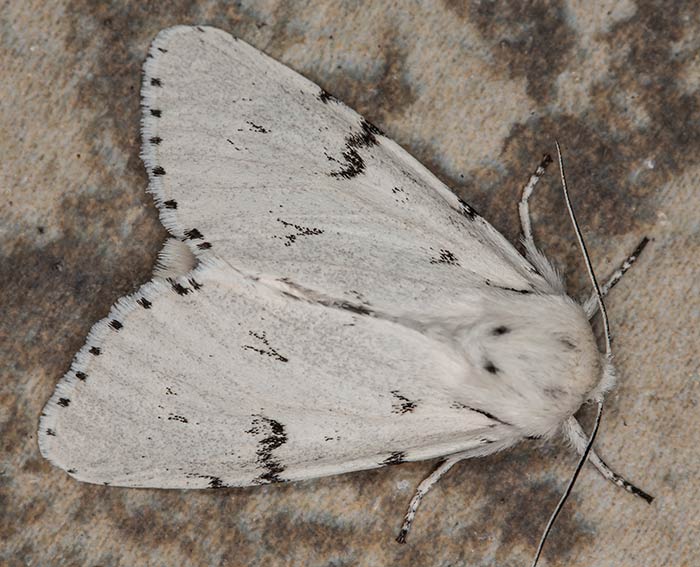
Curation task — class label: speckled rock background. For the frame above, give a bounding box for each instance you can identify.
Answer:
[2,1,698,566]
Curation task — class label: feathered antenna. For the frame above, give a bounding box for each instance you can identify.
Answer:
[530,142,609,567]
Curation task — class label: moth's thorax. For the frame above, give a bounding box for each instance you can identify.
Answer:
[436,292,603,437]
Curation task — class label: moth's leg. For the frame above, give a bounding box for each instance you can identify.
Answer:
[517,154,565,292]
[518,154,553,253]
[583,237,649,318]
[563,416,653,503]
[396,454,467,543]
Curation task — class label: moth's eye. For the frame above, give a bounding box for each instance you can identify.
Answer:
[491,325,510,336]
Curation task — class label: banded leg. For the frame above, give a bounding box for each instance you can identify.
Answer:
[563,416,653,503]
[517,154,565,291]
[583,237,650,318]
[519,153,554,253]
[396,454,467,543]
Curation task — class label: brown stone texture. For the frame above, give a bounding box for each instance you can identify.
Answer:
[2,1,698,565]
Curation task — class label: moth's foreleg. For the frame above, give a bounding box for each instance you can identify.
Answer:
[583,237,650,318]
[396,454,467,543]
[563,416,653,503]
[517,154,565,291]
[518,153,554,254]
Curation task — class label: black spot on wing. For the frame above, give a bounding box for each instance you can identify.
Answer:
[430,249,460,266]
[184,228,203,240]
[188,278,202,290]
[150,78,162,87]
[75,371,87,381]
[485,280,533,294]
[185,473,228,489]
[149,136,162,145]
[157,47,168,53]
[347,119,382,148]
[168,414,188,423]
[57,398,70,407]
[89,346,101,355]
[330,119,383,179]
[109,319,122,330]
[364,119,383,136]
[450,402,512,426]
[335,301,373,316]
[152,166,166,176]
[246,120,269,133]
[163,200,177,209]
[382,451,406,466]
[318,89,338,103]
[226,138,244,151]
[484,361,499,374]
[168,279,191,296]
[458,197,479,220]
[392,186,409,204]
[197,242,212,250]
[274,218,324,246]
[247,415,288,484]
[274,278,374,318]
[492,326,511,336]
[150,109,161,117]
[242,331,288,363]
[507,287,532,295]
[330,147,365,179]
[137,298,152,309]
[46,428,56,436]
[391,390,418,414]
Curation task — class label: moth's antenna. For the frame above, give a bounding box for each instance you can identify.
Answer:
[530,401,603,567]
[555,140,611,357]
[530,142,609,567]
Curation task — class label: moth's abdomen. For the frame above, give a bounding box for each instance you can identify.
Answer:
[450,292,602,438]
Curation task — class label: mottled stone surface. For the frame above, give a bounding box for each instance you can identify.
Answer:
[1,1,698,565]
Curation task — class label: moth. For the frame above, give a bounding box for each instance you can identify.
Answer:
[39,25,652,564]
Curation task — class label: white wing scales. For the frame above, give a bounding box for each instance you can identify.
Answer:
[40,260,510,487]
[39,25,553,487]
[141,26,552,314]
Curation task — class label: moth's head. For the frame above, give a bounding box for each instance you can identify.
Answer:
[452,292,613,438]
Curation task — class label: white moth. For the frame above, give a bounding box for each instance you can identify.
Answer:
[39,25,651,564]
